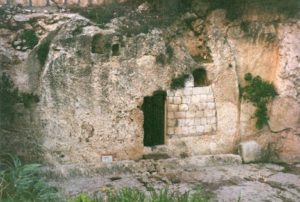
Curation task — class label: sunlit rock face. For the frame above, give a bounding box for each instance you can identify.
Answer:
[0,0,299,165]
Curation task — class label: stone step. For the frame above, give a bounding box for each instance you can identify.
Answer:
[42,154,242,180]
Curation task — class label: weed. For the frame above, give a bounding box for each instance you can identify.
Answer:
[170,74,189,90]
[0,73,39,123]
[0,154,60,202]
[240,73,277,129]
[68,186,213,202]
[21,29,39,49]
[156,53,166,65]
[37,41,51,66]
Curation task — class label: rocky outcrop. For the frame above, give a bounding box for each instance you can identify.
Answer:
[0,1,299,165]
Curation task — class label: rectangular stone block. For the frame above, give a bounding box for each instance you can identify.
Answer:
[208,117,216,124]
[179,104,189,111]
[175,112,186,119]
[191,95,201,103]
[205,109,215,117]
[167,97,174,104]
[186,118,194,126]
[196,125,204,133]
[175,127,182,135]
[177,119,186,126]
[182,127,189,134]
[188,126,197,134]
[183,88,193,95]
[204,125,212,133]
[200,94,207,100]
[175,90,184,96]
[173,97,182,104]
[168,119,176,127]
[195,110,204,117]
[167,112,175,119]
[193,87,210,94]
[207,102,215,109]
[167,90,175,96]
[168,104,178,112]
[168,127,175,134]
[194,118,202,125]
[182,96,191,104]
[212,125,217,131]
[186,111,195,118]
[201,118,207,125]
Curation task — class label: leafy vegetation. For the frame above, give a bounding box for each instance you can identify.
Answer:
[209,0,300,20]
[240,73,277,129]
[0,73,39,124]
[71,0,192,36]
[0,154,60,202]
[37,41,51,66]
[20,29,39,49]
[170,74,189,90]
[68,186,213,202]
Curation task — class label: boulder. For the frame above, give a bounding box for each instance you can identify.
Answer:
[239,141,262,163]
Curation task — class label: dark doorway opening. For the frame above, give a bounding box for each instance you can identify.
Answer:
[112,44,120,56]
[192,68,208,87]
[142,90,166,146]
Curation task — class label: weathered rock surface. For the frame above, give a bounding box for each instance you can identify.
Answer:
[47,156,300,202]
[0,2,299,165]
[239,141,262,163]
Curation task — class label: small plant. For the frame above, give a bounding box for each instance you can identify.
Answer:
[68,186,213,202]
[0,73,19,123]
[170,74,189,90]
[156,53,167,65]
[240,73,277,129]
[21,29,39,49]
[37,41,51,66]
[0,154,60,202]
[0,73,39,124]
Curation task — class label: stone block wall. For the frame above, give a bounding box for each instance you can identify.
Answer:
[167,86,217,138]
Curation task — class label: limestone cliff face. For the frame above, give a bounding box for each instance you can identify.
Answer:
[0,2,299,165]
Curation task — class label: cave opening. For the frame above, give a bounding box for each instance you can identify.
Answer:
[112,44,120,56]
[142,90,166,146]
[192,68,208,87]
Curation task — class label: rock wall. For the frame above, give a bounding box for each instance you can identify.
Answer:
[0,1,299,165]
[0,0,123,7]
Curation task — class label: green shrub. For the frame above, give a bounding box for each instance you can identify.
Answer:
[240,73,277,129]
[0,73,39,124]
[0,73,19,123]
[0,154,60,202]
[68,186,213,202]
[21,30,39,49]
[170,74,189,90]
[37,41,51,66]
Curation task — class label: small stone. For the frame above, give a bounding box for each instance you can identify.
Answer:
[196,125,204,133]
[239,141,262,163]
[175,112,186,119]
[186,111,195,118]
[183,88,193,95]
[168,104,178,112]
[13,40,22,46]
[168,119,176,127]
[174,97,181,104]
[204,125,212,133]
[179,104,188,111]
[167,112,175,119]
